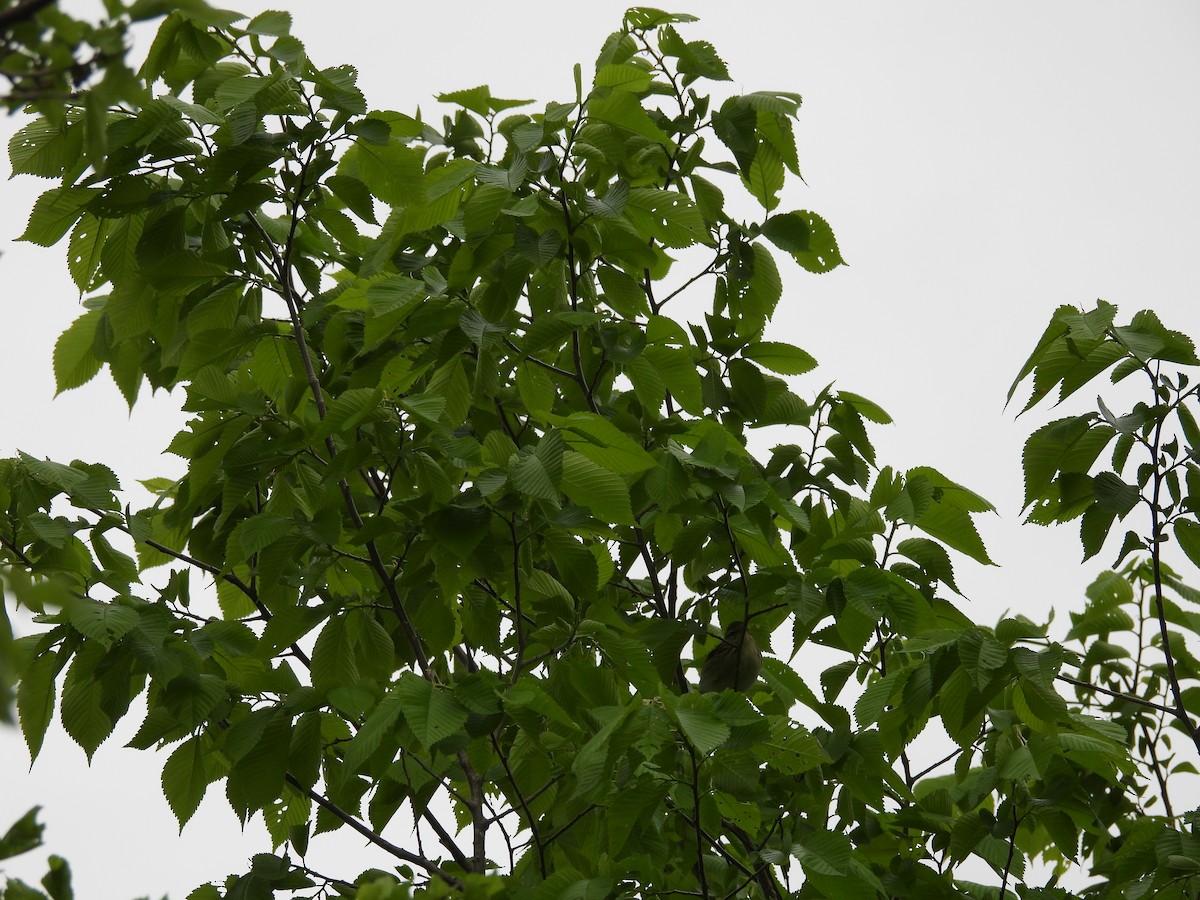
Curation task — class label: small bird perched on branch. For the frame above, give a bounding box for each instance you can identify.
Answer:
[698,621,761,693]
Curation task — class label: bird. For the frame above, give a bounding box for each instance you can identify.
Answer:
[698,621,761,693]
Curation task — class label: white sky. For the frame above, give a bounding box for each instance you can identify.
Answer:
[2,2,1199,897]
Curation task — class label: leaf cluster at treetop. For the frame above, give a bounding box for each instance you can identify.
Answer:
[3,3,1200,899]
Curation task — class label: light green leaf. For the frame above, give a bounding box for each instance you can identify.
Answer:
[229,515,292,560]
[52,311,103,395]
[742,141,784,211]
[245,10,291,35]
[18,187,97,247]
[742,341,817,375]
[561,451,634,524]
[643,345,703,414]
[553,412,657,474]
[593,63,652,93]
[396,674,468,749]
[625,188,705,248]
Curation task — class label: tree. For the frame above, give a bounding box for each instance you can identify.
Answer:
[3,4,1200,898]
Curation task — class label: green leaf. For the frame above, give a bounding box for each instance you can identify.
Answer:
[742,141,784,210]
[228,514,292,562]
[356,140,426,207]
[593,64,652,93]
[310,615,359,695]
[838,390,892,425]
[553,412,656,473]
[795,829,852,876]
[227,711,291,819]
[742,340,817,375]
[1175,519,1200,570]
[1022,416,1116,513]
[0,808,44,861]
[18,187,97,247]
[67,599,139,649]
[67,214,110,292]
[8,115,83,179]
[587,89,671,144]
[675,701,730,755]
[245,10,291,35]
[16,653,57,762]
[161,737,209,829]
[624,8,699,28]
[897,537,959,593]
[510,449,560,503]
[314,387,382,439]
[396,674,468,749]
[60,651,114,760]
[52,310,103,394]
[643,345,703,414]
[341,690,404,776]
[624,188,705,248]
[909,467,995,565]
[561,451,634,524]
[761,210,844,273]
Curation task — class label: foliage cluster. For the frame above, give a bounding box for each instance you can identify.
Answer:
[3,4,1200,899]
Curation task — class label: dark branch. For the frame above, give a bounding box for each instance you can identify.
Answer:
[285,774,461,888]
[0,0,57,31]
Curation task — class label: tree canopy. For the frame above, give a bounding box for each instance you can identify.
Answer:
[3,3,1200,899]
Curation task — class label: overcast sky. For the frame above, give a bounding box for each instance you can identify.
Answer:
[3,2,1200,897]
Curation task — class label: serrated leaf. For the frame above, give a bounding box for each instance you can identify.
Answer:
[553,412,656,474]
[60,654,113,760]
[162,737,209,829]
[675,703,730,755]
[245,10,291,35]
[227,711,291,818]
[396,674,468,749]
[17,653,57,762]
[742,340,817,375]
[561,451,634,524]
[19,187,97,247]
[341,690,404,776]
[67,599,139,650]
[1175,519,1200,570]
[53,311,103,395]
[742,141,784,210]
[510,450,560,503]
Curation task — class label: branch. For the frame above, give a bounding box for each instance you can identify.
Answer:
[999,803,1025,899]
[688,747,710,900]
[1143,366,1200,753]
[86,509,313,668]
[246,212,433,680]
[1056,673,1176,716]
[0,0,56,31]
[284,774,461,888]
[539,803,597,847]
[490,732,546,877]
[503,338,576,380]
[0,531,36,569]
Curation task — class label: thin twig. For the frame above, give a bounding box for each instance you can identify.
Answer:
[284,774,461,888]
